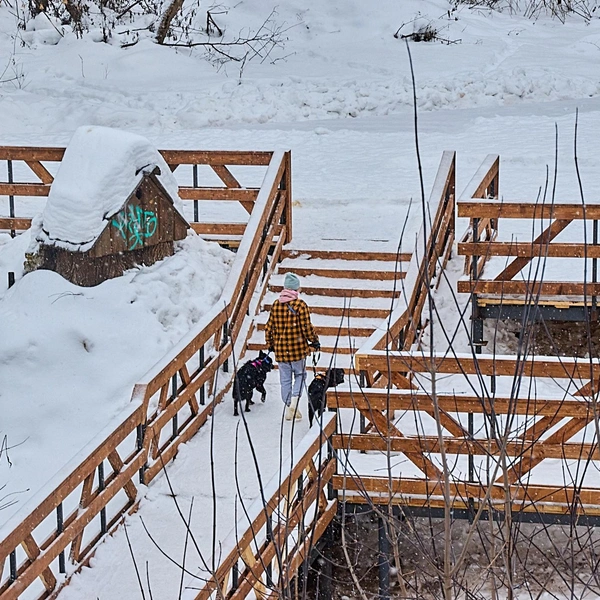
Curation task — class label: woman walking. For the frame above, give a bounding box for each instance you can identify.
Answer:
[265,272,320,420]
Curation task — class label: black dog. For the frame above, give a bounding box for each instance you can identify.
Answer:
[233,351,274,416]
[307,368,345,426]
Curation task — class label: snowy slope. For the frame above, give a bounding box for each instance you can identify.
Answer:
[2,0,600,596]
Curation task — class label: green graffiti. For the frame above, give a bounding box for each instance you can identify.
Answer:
[112,205,158,251]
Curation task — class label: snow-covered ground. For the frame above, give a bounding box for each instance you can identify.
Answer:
[2,0,600,596]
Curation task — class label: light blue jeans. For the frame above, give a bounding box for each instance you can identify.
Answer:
[279,359,307,406]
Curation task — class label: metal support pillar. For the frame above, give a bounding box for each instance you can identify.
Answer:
[193,165,199,223]
[199,346,205,405]
[98,462,107,534]
[8,160,15,238]
[137,423,146,484]
[171,374,178,440]
[378,516,390,600]
[57,502,66,573]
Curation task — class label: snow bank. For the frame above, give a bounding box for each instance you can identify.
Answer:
[0,230,232,528]
[38,126,184,251]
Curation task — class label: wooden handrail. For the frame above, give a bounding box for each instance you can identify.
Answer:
[0,149,291,598]
[0,147,283,236]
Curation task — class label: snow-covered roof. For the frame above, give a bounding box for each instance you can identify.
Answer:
[38,126,184,251]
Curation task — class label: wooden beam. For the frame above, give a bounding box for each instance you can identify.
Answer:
[333,475,600,507]
[281,249,412,262]
[25,161,54,184]
[459,241,600,259]
[327,390,596,418]
[333,433,600,461]
[211,164,240,188]
[177,187,259,201]
[0,183,50,196]
[277,265,406,281]
[457,280,600,296]
[0,146,65,161]
[494,219,572,281]
[353,352,600,381]
[0,217,32,230]
[158,149,273,166]
[190,222,246,236]
[458,200,600,220]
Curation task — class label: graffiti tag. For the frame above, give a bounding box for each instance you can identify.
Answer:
[112,205,158,251]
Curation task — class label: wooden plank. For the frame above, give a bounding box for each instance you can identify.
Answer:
[158,149,273,166]
[277,265,406,281]
[25,161,54,184]
[107,450,137,503]
[282,249,412,262]
[458,201,600,220]
[459,241,600,259]
[262,302,390,319]
[332,433,600,461]
[177,187,259,201]
[211,165,241,188]
[495,219,572,281]
[268,284,400,299]
[327,390,596,418]
[353,352,600,380]
[0,183,49,196]
[457,280,600,296]
[190,222,246,236]
[21,534,57,591]
[0,217,32,230]
[0,146,65,161]
[332,475,600,507]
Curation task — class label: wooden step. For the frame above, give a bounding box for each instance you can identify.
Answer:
[263,301,390,319]
[248,332,369,356]
[269,284,400,299]
[263,292,395,319]
[282,249,412,262]
[254,312,380,337]
[278,259,407,281]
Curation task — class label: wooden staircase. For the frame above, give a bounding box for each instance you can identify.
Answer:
[247,248,411,370]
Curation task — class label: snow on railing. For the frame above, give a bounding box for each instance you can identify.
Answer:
[184,414,337,600]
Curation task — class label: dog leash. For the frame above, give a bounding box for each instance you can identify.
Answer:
[311,351,320,376]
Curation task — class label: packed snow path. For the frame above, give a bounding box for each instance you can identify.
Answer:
[53,244,405,599]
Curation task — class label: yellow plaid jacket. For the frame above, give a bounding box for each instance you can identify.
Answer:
[265,298,319,363]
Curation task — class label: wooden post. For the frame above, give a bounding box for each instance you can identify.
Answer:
[593,220,598,319]
[8,272,15,288]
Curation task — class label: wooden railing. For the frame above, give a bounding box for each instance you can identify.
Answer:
[0,150,291,599]
[186,414,337,600]
[0,147,292,246]
[458,196,600,301]
[343,351,600,517]
[356,151,455,370]
[458,154,499,277]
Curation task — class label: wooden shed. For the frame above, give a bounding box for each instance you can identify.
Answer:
[29,126,189,287]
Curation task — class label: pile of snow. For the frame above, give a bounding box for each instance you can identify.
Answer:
[22,13,68,46]
[0,230,232,527]
[37,126,184,251]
